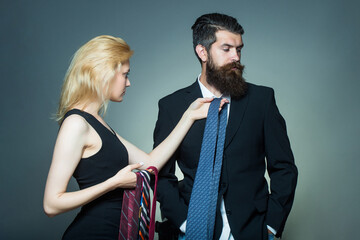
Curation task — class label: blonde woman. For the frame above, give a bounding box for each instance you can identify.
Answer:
[43,35,226,239]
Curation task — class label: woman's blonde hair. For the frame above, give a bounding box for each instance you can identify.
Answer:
[56,35,133,123]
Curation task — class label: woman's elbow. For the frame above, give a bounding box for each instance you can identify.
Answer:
[43,201,60,217]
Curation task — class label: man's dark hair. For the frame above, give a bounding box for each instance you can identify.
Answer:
[191,13,244,63]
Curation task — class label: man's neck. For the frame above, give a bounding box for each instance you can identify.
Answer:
[199,68,222,97]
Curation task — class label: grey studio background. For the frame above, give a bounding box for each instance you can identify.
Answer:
[1,0,359,239]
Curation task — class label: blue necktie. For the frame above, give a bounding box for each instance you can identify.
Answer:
[186,98,228,239]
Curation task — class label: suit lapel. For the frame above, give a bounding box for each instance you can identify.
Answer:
[184,81,206,129]
[184,80,203,104]
[183,81,207,150]
[225,93,249,148]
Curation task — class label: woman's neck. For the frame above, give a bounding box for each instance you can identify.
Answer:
[73,101,102,117]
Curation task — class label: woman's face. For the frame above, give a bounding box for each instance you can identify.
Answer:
[109,61,130,102]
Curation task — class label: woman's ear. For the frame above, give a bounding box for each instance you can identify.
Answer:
[195,44,208,63]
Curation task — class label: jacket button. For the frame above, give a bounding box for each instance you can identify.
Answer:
[226,210,231,215]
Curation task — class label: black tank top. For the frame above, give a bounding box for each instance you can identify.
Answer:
[61,109,129,240]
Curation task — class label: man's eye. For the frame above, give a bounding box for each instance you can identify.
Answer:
[223,48,230,52]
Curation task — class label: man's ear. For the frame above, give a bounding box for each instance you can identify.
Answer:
[195,44,208,62]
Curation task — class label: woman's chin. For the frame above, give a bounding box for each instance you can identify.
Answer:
[110,97,123,102]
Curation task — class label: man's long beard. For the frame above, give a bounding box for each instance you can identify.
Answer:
[206,59,247,98]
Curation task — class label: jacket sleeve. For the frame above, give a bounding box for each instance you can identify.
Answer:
[264,89,298,238]
[153,98,189,228]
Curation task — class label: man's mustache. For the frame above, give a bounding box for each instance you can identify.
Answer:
[221,62,244,71]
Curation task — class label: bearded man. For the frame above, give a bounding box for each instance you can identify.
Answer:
[153,13,297,240]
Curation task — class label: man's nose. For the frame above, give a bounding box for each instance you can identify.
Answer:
[231,49,240,62]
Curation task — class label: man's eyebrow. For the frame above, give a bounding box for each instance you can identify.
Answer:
[221,43,244,48]
[221,43,233,48]
[237,43,244,49]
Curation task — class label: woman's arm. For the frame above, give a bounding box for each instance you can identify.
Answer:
[122,98,227,170]
[43,115,141,217]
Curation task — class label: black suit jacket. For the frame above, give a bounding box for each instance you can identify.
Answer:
[153,81,297,239]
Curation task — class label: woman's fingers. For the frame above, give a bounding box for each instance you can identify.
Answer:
[219,98,229,111]
[128,162,144,171]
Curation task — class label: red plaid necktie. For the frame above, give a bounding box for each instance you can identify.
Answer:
[118,167,158,240]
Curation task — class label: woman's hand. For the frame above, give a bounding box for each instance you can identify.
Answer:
[187,97,229,121]
[109,162,143,189]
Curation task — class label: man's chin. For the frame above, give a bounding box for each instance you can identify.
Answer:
[206,60,247,98]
